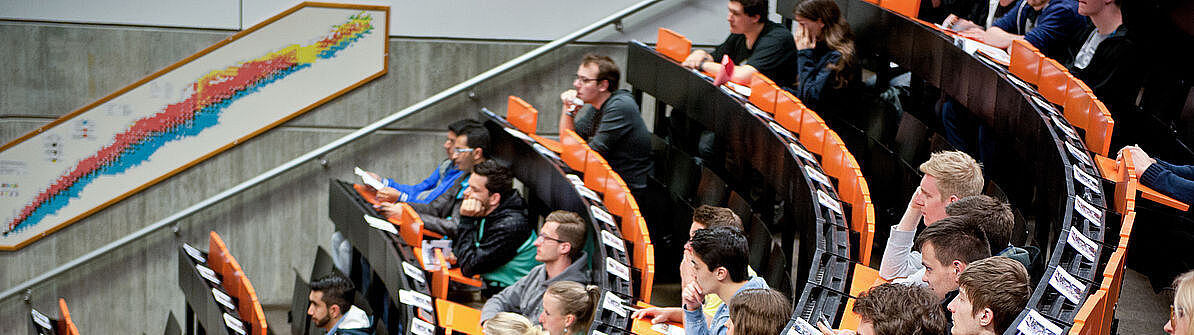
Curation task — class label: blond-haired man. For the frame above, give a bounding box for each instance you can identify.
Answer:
[879,151,984,284]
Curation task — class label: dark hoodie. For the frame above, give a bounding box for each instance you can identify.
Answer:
[453,190,539,287]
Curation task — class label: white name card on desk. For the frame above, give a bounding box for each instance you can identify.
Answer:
[1067,226,1098,262]
[1031,95,1059,114]
[566,174,585,187]
[789,143,815,162]
[769,122,793,140]
[183,243,205,263]
[223,313,247,335]
[601,230,627,253]
[504,127,535,142]
[804,165,831,187]
[403,261,426,284]
[1073,196,1103,227]
[652,322,686,335]
[746,104,770,118]
[602,291,628,317]
[411,317,436,335]
[788,317,820,335]
[31,309,52,329]
[590,205,615,227]
[196,264,221,285]
[576,184,602,203]
[1065,141,1094,167]
[1073,165,1102,195]
[354,167,386,190]
[816,190,844,216]
[1051,114,1081,141]
[956,37,1011,64]
[592,330,608,335]
[1018,309,1061,335]
[212,288,236,311]
[363,215,398,235]
[399,289,435,312]
[606,257,631,281]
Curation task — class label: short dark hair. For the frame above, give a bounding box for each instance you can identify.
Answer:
[459,125,491,159]
[946,195,1013,253]
[853,283,948,335]
[546,210,588,259]
[728,289,791,335]
[310,274,355,313]
[733,0,768,23]
[581,54,621,91]
[958,257,1031,333]
[472,160,513,198]
[689,226,750,282]
[692,205,743,230]
[914,216,992,266]
[448,119,481,134]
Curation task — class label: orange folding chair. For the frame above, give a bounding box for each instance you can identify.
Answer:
[1009,40,1042,85]
[775,91,804,132]
[656,28,692,63]
[879,0,920,18]
[561,129,590,172]
[1085,99,1114,157]
[507,96,561,153]
[1070,289,1107,335]
[584,153,612,192]
[1039,58,1070,106]
[799,111,829,155]
[436,299,483,335]
[58,298,80,335]
[749,73,779,114]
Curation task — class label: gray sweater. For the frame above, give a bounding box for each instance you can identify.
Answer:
[480,252,591,322]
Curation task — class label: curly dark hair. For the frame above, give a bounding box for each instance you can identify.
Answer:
[852,283,948,335]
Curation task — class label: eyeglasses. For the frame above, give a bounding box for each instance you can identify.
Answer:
[452,147,475,154]
[574,75,600,84]
[539,234,565,244]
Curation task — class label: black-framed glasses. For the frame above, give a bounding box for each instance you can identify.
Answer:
[540,234,565,244]
[574,75,600,84]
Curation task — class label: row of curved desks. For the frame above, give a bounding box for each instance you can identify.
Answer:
[772,0,1114,332]
[626,40,855,325]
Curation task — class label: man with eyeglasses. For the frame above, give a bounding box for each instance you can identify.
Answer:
[376,125,490,238]
[480,210,590,324]
[558,53,652,194]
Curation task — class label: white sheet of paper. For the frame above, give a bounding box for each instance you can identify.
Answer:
[591,205,615,227]
[804,165,831,187]
[1065,141,1094,167]
[652,322,686,335]
[1073,165,1102,195]
[1050,267,1087,304]
[789,317,820,335]
[769,122,794,139]
[403,261,427,284]
[1067,226,1098,262]
[957,37,1011,64]
[354,167,386,190]
[212,288,235,311]
[1074,196,1103,227]
[196,264,221,285]
[601,230,627,253]
[576,185,602,203]
[789,143,815,162]
[183,243,206,263]
[602,291,627,317]
[399,289,435,312]
[533,143,562,161]
[1018,309,1062,335]
[725,82,751,96]
[31,309,52,329]
[606,256,631,281]
[223,313,246,335]
[817,189,844,215]
[566,174,585,186]
[746,104,770,118]
[364,215,398,235]
[1051,114,1081,141]
[504,127,535,142]
[1032,95,1059,114]
[412,317,436,335]
[592,331,608,335]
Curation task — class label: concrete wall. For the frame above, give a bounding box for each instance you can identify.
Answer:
[0,17,648,333]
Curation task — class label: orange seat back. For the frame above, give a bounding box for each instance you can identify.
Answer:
[604,179,630,220]
[1009,40,1042,84]
[775,91,803,132]
[508,96,538,135]
[880,0,920,18]
[1115,149,1139,215]
[1086,99,1115,157]
[58,298,80,335]
[1063,85,1092,132]
[208,231,231,281]
[639,243,656,302]
[656,28,692,63]
[749,73,779,114]
[1039,58,1070,106]
[431,249,450,300]
[1071,289,1107,335]
[561,130,589,172]
[237,276,268,335]
[399,203,425,247]
[436,299,483,335]
[799,112,828,155]
[584,153,612,191]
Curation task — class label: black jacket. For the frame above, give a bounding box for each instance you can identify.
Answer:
[452,191,533,278]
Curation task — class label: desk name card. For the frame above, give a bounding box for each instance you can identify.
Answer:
[399,289,435,312]
[601,230,627,253]
[606,256,631,281]
[183,243,205,263]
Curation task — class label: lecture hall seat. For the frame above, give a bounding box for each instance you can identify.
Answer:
[507,96,562,153]
[749,73,779,114]
[656,28,692,63]
[436,299,483,335]
[1009,40,1043,85]
[1038,58,1070,106]
[58,298,80,335]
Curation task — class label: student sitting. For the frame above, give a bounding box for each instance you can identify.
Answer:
[680,0,799,88]
[945,195,1034,272]
[378,124,491,238]
[913,215,993,329]
[538,281,601,335]
[451,160,539,296]
[482,211,591,323]
[365,119,480,205]
[822,283,949,335]
[957,0,1088,63]
[307,274,371,335]
[725,289,791,335]
[1122,146,1194,205]
[484,312,545,335]
[947,257,1032,335]
[789,0,858,115]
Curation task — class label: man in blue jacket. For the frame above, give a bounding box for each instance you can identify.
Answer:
[958,0,1089,63]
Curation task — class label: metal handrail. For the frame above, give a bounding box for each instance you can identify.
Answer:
[0,0,664,301]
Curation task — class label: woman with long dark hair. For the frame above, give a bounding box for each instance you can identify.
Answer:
[790,0,857,114]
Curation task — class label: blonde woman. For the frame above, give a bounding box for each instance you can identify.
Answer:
[1166,270,1194,335]
[484,312,545,335]
[539,281,601,335]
